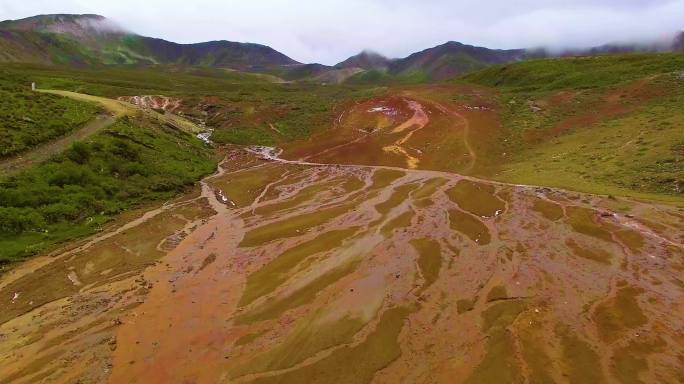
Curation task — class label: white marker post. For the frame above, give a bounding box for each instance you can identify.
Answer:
[31,82,36,91]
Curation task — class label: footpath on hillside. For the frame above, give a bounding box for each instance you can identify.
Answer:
[0,89,204,177]
[0,114,116,176]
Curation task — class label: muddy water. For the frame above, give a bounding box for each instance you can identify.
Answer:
[2,120,684,383]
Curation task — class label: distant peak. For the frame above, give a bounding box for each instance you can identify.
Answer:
[357,49,386,57]
[0,13,127,36]
[674,31,684,51]
[336,50,391,70]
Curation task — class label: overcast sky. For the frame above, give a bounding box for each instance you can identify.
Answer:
[1,0,683,64]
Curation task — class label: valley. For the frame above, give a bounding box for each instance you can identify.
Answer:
[2,87,684,383]
[1,12,683,384]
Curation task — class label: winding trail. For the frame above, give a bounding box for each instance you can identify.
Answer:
[0,90,208,177]
[39,89,204,134]
[402,92,476,174]
[0,114,116,176]
[435,101,476,174]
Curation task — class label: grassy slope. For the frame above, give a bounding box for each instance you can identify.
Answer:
[0,114,215,263]
[0,64,379,262]
[462,53,684,201]
[2,64,382,146]
[0,30,99,65]
[0,69,99,158]
[346,69,429,85]
[464,53,684,92]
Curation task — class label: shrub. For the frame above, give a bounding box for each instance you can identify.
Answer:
[48,164,95,187]
[67,142,91,164]
[41,203,81,222]
[0,207,45,233]
[110,139,140,161]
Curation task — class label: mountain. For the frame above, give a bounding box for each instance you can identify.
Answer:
[335,50,391,70]
[674,32,684,51]
[338,41,528,82]
[0,14,125,37]
[341,33,684,82]
[385,41,527,81]
[1,14,682,82]
[276,63,331,80]
[0,14,299,70]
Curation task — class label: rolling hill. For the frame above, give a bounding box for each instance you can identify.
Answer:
[460,52,684,197]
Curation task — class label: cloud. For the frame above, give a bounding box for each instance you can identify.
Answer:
[1,0,683,64]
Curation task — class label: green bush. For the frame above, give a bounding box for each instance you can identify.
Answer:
[67,141,91,164]
[40,203,81,222]
[0,116,216,262]
[0,207,45,233]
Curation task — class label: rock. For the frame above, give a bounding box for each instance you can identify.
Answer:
[108,337,117,351]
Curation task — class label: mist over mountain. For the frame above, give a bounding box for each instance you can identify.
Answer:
[0,14,299,69]
[0,14,127,36]
[335,51,391,70]
[674,31,684,51]
[0,14,682,82]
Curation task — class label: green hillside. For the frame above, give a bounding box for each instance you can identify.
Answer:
[0,14,299,70]
[0,114,215,262]
[2,63,381,144]
[462,53,684,199]
[463,53,684,91]
[0,63,380,262]
[0,69,98,158]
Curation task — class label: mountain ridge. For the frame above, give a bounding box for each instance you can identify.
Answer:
[0,14,299,70]
[1,14,683,81]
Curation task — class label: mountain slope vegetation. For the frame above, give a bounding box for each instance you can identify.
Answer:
[0,113,215,262]
[0,62,380,261]
[462,53,684,197]
[0,69,99,158]
[0,14,299,70]
[388,41,527,81]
